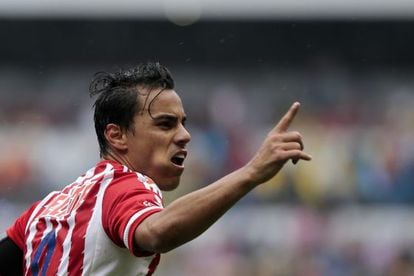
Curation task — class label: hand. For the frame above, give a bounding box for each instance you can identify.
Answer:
[244,102,312,185]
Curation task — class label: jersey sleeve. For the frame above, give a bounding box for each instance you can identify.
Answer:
[102,171,164,257]
[6,201,40,251]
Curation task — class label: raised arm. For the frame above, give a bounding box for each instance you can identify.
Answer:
[135,102,312,253]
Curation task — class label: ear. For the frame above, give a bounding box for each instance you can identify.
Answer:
[104,124,128,152]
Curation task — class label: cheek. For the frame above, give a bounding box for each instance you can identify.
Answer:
[137,137,168,162]
[128,130,172,161]
[128,136,154,158]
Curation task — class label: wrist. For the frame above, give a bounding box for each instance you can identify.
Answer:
[238,165,262,188]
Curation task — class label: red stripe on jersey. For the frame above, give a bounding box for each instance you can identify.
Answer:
[48,220,70,275]
[30,219,47,266]
[68,178,102,275]
[146,254,161,276]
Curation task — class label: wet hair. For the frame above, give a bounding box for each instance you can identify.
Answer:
[89,62,175,157]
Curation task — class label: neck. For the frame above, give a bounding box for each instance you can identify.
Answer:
[103,151,137,172]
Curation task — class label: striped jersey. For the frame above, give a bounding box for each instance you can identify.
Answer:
[6,160,164,276]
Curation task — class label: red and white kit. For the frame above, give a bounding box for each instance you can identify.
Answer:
[7,160,164,276]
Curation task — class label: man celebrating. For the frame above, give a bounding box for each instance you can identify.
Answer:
[0,62,311,275]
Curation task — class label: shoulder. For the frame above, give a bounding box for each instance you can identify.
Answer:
[100,160,162,201]
[102,161,158,190]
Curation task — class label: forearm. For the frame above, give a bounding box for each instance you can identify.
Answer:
[135,102,312,253]
[135,166,257,253]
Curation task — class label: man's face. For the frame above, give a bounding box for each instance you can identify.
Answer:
[125,88,191,191]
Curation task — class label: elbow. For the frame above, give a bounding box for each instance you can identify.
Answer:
[145,233,176,254]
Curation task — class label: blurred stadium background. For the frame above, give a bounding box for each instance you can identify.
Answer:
[1,1,414,275]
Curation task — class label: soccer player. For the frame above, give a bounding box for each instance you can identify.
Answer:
[0,62,311,275]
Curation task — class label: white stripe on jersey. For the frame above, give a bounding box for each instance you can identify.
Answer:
[56,164,112,276]
[73,165,96,187]
[122,206,162,251]
[42,219,53,240]
[82,164,114,274]
[56,206,76,276]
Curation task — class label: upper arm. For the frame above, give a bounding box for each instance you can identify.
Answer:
[133,210,167,253]
[0,235,23,276]
[102,172,164,256]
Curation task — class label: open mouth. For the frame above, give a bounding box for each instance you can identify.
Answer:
[171,152,186,167]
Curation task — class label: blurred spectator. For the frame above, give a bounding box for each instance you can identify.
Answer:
[1,61,414,275]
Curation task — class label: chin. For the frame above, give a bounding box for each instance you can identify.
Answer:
[157,177,181,191]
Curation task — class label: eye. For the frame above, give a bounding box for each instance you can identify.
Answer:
[157,121,175,130]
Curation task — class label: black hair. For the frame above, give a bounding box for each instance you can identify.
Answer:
[89,62,175,157]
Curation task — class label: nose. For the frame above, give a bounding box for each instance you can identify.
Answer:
[176,125,191,146]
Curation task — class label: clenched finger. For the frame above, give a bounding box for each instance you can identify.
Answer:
[279,132,304,150]
[281,142,303,151]
[281,150,312,162]
[280,140,304,164]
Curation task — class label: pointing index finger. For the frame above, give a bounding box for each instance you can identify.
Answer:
[273,102,300,133]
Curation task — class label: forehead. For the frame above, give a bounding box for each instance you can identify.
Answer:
[138,88,185,116]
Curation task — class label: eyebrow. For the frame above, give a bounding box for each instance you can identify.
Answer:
[152,113,187,123]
